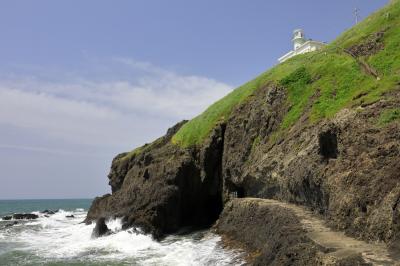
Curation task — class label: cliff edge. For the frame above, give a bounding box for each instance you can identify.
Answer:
[86,1,400,264]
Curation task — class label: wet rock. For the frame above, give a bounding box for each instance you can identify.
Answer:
[12,213,38,220]
[85,62,400,255]
[2,216,12,220]
[91,217,111,238]
[65,215,75,218]
[41,210,56,215]
[5,221,18,227]
[85,120,225,239]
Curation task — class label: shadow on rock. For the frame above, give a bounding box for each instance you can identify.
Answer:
[91,217,111,238]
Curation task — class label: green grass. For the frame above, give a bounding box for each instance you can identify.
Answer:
[171,72,272,147]
[172,0,400,148]
[115,146,143,163]
[126,0,400,151]
[379,108,400,125]
[278,66,312,129]
[332,0,400,48]
[116,136,165,162]
[251,136,261,152]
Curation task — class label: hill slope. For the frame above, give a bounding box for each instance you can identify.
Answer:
[171,0,400,147]
[86,1,400,264]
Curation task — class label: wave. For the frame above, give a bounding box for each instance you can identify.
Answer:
[0,209,244,265]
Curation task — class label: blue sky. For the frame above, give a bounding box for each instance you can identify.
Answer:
[0,1,388,199]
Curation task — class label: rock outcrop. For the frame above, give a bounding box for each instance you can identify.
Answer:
[41,210,56,215]
[11,213,39,220]
[223,88,400,247]
[86,84,400,250]
[85,121,226,239]
[4,221,18,228]
[91,217,111,238]
[85,1,400,261]
[215,198,377,265]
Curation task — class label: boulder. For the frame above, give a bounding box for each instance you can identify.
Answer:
[41,210,55,215]
[91,217,111,238]
[65,215,75,218]
[12,213,38,220]
[5,221,18,227]
[85,120,225,239]
[215,199,369,265]
[2,216,12,220]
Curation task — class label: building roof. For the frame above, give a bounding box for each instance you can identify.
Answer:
[278,40,326,63]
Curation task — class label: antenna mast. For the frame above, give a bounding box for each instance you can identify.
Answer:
[354,7,360,24]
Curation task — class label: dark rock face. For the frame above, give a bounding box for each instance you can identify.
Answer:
[222,87,400,246]
[2,216,12,221]
[346,31,385,57]
[12,213,39,220]
[41,210,56,215]
[222,83,287,202]
[4,221,18,227]
[215,199,368,265]
[318,128,338,159]
[86,78,400,253]
[107,120,189,194]
[85,120,225,238]
[91,217,111,238]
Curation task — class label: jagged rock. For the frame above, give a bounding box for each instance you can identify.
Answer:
[12,213,38,220]
[222,83,287,203]
[91,217,111,238]
[346,31,385,57]
[223,88,400,245]
[5,221,18,227]
[215,199,371,265]
[85,81,400,250]
[107,120,189,194]
[2,216,12,220]
[85,120,225,238]
[41,210,56,215]
[83,6,400,258]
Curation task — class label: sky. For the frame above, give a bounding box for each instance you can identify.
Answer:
[0,0,388,199]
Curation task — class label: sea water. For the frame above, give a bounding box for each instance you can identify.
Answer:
[0,199,243,266]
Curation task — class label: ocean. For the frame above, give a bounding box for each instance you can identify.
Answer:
[0,199,243,266]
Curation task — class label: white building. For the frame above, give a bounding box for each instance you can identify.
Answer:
[278,29,326,63]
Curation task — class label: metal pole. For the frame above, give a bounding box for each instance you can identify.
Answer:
[354,8,360,24]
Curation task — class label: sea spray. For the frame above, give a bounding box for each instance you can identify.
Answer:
[0,201,244,265]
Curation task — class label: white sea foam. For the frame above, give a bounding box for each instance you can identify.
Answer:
[0,209,244,265]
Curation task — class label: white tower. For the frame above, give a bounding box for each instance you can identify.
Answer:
[292,29,306,50]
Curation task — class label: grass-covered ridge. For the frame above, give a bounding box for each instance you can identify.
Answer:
[379,108,400,125]
[171,0,400,148]
[171,73,272,147]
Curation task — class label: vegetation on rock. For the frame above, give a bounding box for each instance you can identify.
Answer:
[171,0,400,148]
[379,108,400,125]
[87,2,400,257]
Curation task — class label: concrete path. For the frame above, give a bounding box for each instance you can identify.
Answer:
[244,198,398,266]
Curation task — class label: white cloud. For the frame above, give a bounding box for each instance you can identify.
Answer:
[0,58,233,151]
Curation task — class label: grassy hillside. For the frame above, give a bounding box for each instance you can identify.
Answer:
[171,0,400,148]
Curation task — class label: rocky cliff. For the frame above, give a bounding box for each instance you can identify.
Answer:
[85,120,226,238]
[86,1,400,264]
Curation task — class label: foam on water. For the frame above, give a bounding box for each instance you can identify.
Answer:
[0,209,244,265]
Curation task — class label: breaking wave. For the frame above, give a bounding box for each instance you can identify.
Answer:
[0,209,244,265]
